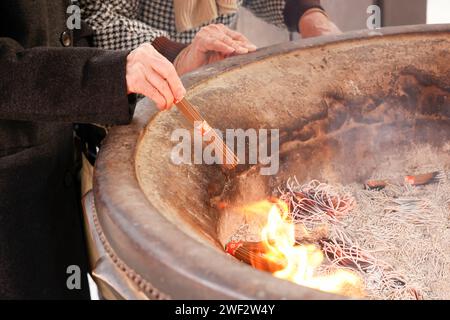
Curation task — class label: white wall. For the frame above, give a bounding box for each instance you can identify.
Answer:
[427,0,450,23]
[322,0,375,31]
[381,0,427,26]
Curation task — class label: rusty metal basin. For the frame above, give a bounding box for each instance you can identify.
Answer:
[88,24,450,299]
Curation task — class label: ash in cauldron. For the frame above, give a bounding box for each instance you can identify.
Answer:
[87,25,450,299]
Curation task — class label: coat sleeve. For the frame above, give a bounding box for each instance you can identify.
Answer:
[0,37,136,125]
[80,0,187,62]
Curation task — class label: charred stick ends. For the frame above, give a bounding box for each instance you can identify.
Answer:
[290,190,353,218]
[294,224,329,244]
[319,239,422,300]
[225,241,286,273]
[405,171,439,186]
[174,98,239,170]
[365,171,439,190]
[364,180,388,191]
[319,239,372,271]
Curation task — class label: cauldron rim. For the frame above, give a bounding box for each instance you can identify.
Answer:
[93,24,450,300]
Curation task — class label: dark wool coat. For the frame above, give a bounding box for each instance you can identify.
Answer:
[0,0,136,299]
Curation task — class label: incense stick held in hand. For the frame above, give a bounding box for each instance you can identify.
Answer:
[175,98,239,170]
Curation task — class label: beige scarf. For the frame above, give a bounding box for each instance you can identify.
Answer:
[173,0,238,33]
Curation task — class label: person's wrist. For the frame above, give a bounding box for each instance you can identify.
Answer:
[152,37,188,63]
[302,8,329,20]
[298,7,338,38]
[173,45,192,75]
[299,8,329,31]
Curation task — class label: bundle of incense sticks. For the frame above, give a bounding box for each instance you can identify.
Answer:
[225,240,286,273]
[175,98,239,170]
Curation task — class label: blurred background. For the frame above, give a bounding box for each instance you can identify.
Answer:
[237,0,450,47]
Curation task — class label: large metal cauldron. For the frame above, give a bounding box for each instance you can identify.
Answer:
[83,24,450,299]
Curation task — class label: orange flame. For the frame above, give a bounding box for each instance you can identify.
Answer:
[247,200,364,297]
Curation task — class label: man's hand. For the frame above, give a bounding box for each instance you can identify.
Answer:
[299,9,341,39]
[174,24,257,76]
[126,43,186,110]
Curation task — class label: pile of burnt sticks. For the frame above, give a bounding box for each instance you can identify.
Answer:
[225,177,436,300]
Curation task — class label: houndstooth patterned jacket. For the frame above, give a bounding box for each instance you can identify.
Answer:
[80,0,313,51]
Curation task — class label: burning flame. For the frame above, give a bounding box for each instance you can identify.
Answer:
[250,200,364,297]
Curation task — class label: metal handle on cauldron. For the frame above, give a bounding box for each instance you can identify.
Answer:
[175,98,239,170]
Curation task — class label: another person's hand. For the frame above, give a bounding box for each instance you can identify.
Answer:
[174,24,257,76]
[299,9,341,39]
[126,43,186,110]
